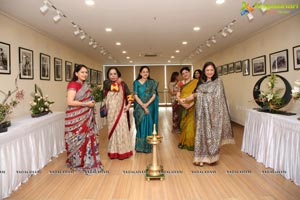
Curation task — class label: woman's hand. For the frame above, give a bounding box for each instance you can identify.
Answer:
[124,104,131,112]
[144,107,149,115]
[85,100,96,107]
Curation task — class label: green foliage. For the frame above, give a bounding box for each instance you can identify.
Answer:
[90,84,103,102]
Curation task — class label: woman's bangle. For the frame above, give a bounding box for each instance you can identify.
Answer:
[82,102,86,107]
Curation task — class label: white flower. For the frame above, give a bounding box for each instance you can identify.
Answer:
[295,80,300,86]
[33,102,37,106]
[35,93,39,96]
[45,108,48,111]
[266,93,273,101]
[292,86,300,93]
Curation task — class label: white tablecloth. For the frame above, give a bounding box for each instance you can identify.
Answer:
[0,112,65,199]
[241,109,300,185]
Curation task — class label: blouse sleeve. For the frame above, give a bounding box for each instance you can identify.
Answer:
[67,81,80,92]
[133,80,138,95]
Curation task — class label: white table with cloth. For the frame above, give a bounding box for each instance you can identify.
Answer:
[0,112,65,199]
[241,109,300,185]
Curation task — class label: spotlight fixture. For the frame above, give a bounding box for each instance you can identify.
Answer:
[227,27,233,33]
[221,30,227,37]
[40,0,50,14]
[53,10,62,23]
[89,38,94,46]
[206,41,211,47]
[198,48,203,53]
[211,36,217,44]
[80,32,86,40]
[92,43,98,48]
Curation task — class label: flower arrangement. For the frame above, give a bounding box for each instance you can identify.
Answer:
[0,75,24,124]
[291,80,300,101]
[30,84,54,116]
[257,73,285,111]
[90,84,103,102]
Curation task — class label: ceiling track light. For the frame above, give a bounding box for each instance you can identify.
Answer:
[80,32,86,40]
[89,38,94,46]
[53,10,62,23]
[221,30,227,37]
[206,41,211,47]
[92,43,98,48]
[210,36,217,44]
[247,13,254,21]
[40,0,50,14]
[226,27,233,33]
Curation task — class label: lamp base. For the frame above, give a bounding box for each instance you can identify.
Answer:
[145,165,165,181]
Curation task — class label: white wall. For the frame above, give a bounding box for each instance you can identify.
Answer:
[196,13,300,125]
[0,13,103,119]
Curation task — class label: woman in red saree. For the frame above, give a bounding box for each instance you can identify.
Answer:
[65,64,103,172]
[103,67,133,159]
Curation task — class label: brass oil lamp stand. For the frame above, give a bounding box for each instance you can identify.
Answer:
[146,124,164,181]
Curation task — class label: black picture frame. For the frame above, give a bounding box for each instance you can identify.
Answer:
[234,61,242,73]
[242,59,250,76]
[222,64,228,75]
[90,69,97,84]
[19,47,34,79]
[217,66,222,76]
[252,55,266,76]
[54,57,63,81]
[228,63,234,73]
[40,53,50,80]
[270,49,288,73]
[0,42,11,74]
[292,45,300,70]
[65,61,72,82]
[86,67,91,84]
[97,71,103,84]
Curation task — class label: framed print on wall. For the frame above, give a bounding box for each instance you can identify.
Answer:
[90,69,97,84]
[234,61,242,73]
[222,64,228,75]
[97,70,103,84]
[19,47,34,79]
[293,45,300,70]
[252,55,266,76]
[86,67,91,84]
[228,63,234,73]
[65,61,73,82]
[217,66,222,76]
[270,49,288,73]
[242,59,250,76]
[0,42,11,74]
[54,57,63,81]
[40,53,50,80]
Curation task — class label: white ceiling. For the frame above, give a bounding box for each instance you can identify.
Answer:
[1,0,299,65]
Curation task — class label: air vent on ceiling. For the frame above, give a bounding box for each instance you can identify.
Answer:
[141,52,159,57]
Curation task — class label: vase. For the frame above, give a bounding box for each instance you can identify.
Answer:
[31,111,49,118]
[0,121,10,133]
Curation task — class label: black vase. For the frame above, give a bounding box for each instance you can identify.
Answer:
[0,121,10,133]
[31,111,49,118]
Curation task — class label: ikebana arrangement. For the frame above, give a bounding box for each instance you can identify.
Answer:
[29,84,54,118]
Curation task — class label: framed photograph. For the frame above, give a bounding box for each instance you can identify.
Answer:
[222,64,228,75]
[65,61,73,82]
[40,53,50,80]
[217,66,222,76]
[97,71,103,84]
[234,61,242,73]
[228,63,234,73]
[270,49,288,73]
[242,59,250,76]
[90,69,97,84]
[54,57,63,81]
[19,47,34,79]
[293,45,300,70]
[0,42,11,74]
[252,55,266,76]
[86,67,91,84]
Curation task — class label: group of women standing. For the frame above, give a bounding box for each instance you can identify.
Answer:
[64,65,158,173]
[64,61,234,173]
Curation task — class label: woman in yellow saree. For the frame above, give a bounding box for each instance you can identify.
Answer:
[177,67,198,151]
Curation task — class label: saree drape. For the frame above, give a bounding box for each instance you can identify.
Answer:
[104,80,133,159]
[65,82,103,172]
[194,78,234,164]
[178,79,198,150]
[133,79,159,153]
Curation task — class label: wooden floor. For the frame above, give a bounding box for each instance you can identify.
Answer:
[6,108,300,200]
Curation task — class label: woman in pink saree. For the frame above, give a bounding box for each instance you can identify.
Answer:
[103,67,133,159]
[65,64,103,172]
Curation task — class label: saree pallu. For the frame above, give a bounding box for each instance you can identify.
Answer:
[178,79,198,151]
[194,78,234,164]
[65,83,103,172]
[133,79,159,153]
[169,82,181,133]
[106,82,133,159]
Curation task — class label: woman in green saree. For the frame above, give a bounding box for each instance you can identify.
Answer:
[177,67,198,151]
[133,66,159,153]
